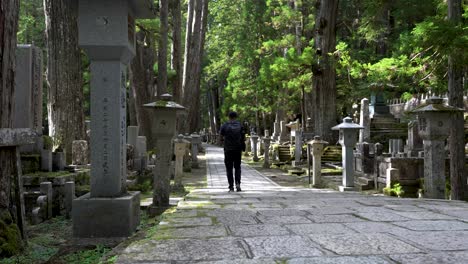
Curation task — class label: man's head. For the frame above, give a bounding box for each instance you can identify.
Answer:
[228,111,238,120]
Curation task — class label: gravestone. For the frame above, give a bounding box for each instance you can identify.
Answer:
[292,129,303,166]
[359,98,370,143]
[40,149,52,172]
[13,44,43,153]
[279,121,289,143]
[272,122,281,142]
[262,137,272,168]
[190,133,201,168]
[407,120,423,157]
[173,135,190,187]
[127,126,139,148]
[64,181,75,219]
[73,0,155,238]
[52,152,65,171]
[40,182,53,219]
[309,136,328,187]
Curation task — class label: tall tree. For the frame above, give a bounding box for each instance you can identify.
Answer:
[447,0,466,200]
[43,0,85,161]
[0,0,23,257]
[170,0,183,103]
[129,30,157,148]
[182,0,209,133]
[311,0,339,141]
[157,0,169,97]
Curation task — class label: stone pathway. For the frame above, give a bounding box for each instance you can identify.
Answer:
[117,145,468,264]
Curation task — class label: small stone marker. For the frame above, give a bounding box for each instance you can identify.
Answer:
[40,182,53,219]
[262,136,272,168]
[272,121,280,142]
[41,149,52,172]
[292,129,303,166]
[190,133,201,168]
[251,135,259,162]
[173,135,190,186]
[279,121,289,143]
[411,97,463,199]
[127,126,139,148]
[52,152,65,171]
[64,181,75,219]
[332,117,363,192]
[386,168,399,189]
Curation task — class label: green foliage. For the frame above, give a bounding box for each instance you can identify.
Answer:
[63,245,111,264]
[42,135,53,150]
[0,211,22,258]
[383,183,405,197]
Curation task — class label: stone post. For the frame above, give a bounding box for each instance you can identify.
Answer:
[40,182,53,219]
[292,129,303,166]
[52,152,65,171]
[173,135,190,187]
[272,122,280,142]
[386,168,399,189]
[411,97,463,199]
[251,135,259,162]
[262,137,272,168]
[359,98,370,143]
[310,136,328,187]
[64,181,75,219]
[127,126,139,148]
[144,94,185,214]
[41,149,52,172]
[279,121,289,143]
[183,135,193,172]
[332,117,364,192]
[407,120,423,157]
[73,0,155,238]
[190,133,201,168]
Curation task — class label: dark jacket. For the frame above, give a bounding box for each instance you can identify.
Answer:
[220,120,245,151]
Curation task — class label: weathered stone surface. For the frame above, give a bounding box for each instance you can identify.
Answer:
[216,215,258,225]
[306,214,365,223]
[309,233,422,255]
[229,224,290,237]
[121,238,247,261]
[389,251,468,264]
[391,220,468,231]
[305,207,354,215]
[245,236,323,258]
[392,211,456,220]
[0,128,38,147]
[161,217,213,227]
[72,140,88,165]
[286,223,356,235]
[258,215,312,224]
[391,230,468,251]
[156,225,227,239]
[288,256,392,264]
[354,212,410,222]
[257,209,307,217]
[344,222,409,234]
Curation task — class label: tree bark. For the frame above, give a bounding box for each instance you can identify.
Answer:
[182,0,209,133]
[129,30,157,149]
[170,0,183,103]
[157,0,169,97]
[44,0,85,162]
[0,0,22,255]
[447,0,466,201]
[311,0,339,141]
[182,0,195,100]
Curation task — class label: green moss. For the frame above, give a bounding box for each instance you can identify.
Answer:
[43,136,53,150]
[0,211,22,258]
[63,245,110,264]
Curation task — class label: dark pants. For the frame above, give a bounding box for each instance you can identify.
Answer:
[224,150,242,188]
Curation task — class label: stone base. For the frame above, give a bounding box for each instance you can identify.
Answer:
[72,191,140,238]
[339,186,355,192]
[292,161,304,167]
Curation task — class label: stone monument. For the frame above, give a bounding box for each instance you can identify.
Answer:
[251,135,259,162]
[173,135,190,187]
[332,117,363,192]
[411,97,463,199]
[73,0,155,238]
[359,98,370,143]
[309,136,328,188]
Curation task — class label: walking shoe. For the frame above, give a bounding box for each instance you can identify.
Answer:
[229,187,234,192]
[236,184,242,192]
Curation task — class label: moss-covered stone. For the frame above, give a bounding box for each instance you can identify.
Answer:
[21,154,40,174]
[0,210,23,257]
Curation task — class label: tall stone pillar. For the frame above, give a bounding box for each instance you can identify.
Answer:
[73,0,155,238]
[359,98,370,143]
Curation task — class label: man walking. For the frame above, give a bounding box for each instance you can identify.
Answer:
[220,112,245,192]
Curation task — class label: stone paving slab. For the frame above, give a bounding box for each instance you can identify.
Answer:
[309,233,423,255]
[389,251,468,264]
[287,256,394,264]
[116,145,468,263]
[244,235,323,258]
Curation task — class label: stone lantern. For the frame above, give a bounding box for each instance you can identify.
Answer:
[144,94,185,214]
[411,97,463,199]
[73,0,155,238]
[307,136,328,187]
[332,117,363,192]
[251,135,260,162]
